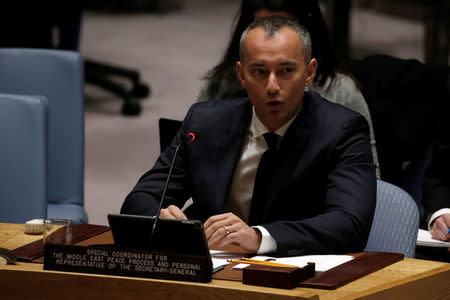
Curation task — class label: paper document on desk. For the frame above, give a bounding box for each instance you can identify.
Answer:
[417,229,450,248]
[210,250,244,270]
[232,254,354,272]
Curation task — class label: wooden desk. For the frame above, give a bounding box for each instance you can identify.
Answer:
[1,223,449,299]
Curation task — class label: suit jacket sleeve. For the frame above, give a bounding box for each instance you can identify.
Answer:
[264,115,377,256]
[120,108,194,216]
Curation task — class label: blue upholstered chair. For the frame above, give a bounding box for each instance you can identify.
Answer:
[0,49,88,224]
[0,94,48,223]
[365,180,420,258]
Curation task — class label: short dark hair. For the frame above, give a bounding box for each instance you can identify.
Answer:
[239,15,312,64]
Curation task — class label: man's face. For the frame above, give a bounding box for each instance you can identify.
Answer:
[237,27,317,131]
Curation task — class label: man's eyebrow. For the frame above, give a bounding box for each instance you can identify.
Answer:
[278,60,297,66]
[248,62,265,67]
[247,60,297,67]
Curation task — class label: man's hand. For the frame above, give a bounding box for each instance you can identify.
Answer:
[159,205,187,219]
[430,214,450,242]
[203,213,262,252]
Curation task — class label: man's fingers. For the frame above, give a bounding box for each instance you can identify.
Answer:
[204,213,239,239]
[204,218,230,239]
[167,205,187,219]
[204,213,233,231]
[207,223,238,247]
[167,205,187,220]
[216,232,238,248]
[438,215,450,242]
[431,217,449,241]
[202,213,261,252]
[159,205,187,220]
[159,209,175,219]
[441,214,450,228]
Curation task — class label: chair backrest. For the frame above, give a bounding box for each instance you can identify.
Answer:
[0,48,87,223]
[159,118,182,153]
[0,94,48,223]
[365,180,419,258]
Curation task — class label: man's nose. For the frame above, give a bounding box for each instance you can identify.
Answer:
[266,73,280,95]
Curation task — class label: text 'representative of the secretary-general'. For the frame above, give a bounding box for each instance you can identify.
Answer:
[44,244,212,282]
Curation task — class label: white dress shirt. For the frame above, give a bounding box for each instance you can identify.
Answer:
[224,107,299,254]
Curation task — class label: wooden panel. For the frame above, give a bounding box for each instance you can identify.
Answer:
[1,223,449,299]
[0,264,319,300]
[351,264,450,299]
[0,223,43,250]
[0,259,449,299]
[303,259,450,300]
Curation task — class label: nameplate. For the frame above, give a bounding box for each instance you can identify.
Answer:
[44,244,212,283]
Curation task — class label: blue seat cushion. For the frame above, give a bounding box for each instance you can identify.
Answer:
[48,203,88,225]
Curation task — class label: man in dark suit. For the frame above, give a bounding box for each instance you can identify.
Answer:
[121,16,376,257]
[349,54,449,255]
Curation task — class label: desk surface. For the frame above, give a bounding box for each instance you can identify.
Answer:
[1,223,449,300]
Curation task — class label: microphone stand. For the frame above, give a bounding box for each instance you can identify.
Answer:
[149,133,194,251]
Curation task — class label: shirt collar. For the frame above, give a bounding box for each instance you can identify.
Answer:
[250,106,300,138]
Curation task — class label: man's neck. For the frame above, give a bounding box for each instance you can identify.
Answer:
[252,107,300,137]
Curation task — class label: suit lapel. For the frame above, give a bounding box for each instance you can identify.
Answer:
[210,99,252,212]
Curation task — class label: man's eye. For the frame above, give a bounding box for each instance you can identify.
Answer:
[253,69,265,75]
[283,68,293,73]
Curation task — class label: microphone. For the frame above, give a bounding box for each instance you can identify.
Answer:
[149,132,196,250]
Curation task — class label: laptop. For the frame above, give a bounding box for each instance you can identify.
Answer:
[107,213,210,257]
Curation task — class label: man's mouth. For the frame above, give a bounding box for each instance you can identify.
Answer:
[267,100,281,106]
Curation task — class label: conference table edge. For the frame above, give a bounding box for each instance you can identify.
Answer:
[335,262,450,300]
[0,262,319,300]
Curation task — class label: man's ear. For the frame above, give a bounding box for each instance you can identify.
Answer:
[305,58,317,86]
[236,61,246,88]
